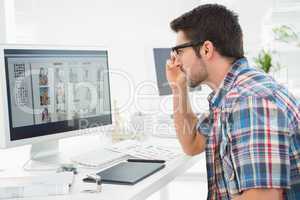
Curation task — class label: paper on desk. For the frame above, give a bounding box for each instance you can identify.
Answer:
[0,171,74,187]
[0,172,74,199]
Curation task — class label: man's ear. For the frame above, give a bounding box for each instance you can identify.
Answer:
[200,40,214,60]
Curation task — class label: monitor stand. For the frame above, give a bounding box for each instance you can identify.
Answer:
[24,140,70,171]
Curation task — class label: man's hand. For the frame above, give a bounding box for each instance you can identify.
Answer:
[165,53,186,91]
[165,52,206,156]
[233,189,284,200]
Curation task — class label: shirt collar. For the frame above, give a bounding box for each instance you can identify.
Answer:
[208,57,249,108]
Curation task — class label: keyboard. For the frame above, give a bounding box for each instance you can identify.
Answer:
[106,140,182,161]
[152,115,177,138]
[71,149,127,168]
[71,140,183,168]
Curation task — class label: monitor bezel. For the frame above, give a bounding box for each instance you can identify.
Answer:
[0,44,112,148]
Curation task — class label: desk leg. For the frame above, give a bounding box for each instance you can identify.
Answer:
[159,184,170,200]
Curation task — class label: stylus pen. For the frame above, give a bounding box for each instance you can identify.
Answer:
[127,159,166,163]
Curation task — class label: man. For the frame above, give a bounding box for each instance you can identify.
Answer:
[166,4,300,200]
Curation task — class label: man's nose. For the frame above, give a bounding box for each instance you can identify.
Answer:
[170,51,183,67]
[174,56,182,66]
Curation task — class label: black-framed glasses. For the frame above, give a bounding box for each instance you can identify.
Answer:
[171,40,203,55]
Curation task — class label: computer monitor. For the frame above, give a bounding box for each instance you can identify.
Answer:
[0,44,112,165]
[153,48,172,96]
[153,48,201,96]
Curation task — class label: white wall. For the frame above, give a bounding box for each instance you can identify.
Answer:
[12,0,277,114]
[0,0,17,43]
[13,0,204,114]
[0,2,5,43]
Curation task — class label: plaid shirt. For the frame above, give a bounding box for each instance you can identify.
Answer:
[197,58,300,200]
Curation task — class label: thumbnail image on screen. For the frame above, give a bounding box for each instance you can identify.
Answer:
[4,49,112,140]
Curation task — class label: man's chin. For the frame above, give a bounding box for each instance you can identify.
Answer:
[188,80,202,89]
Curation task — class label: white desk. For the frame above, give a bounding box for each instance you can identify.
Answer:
[3,137,205,200]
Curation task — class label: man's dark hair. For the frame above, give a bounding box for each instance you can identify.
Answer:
[170,4,244,59]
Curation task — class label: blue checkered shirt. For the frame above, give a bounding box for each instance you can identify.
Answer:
[197,58,300,199]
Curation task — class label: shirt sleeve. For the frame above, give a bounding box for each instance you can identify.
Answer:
[196,111,212,137]
[229,96,290,191]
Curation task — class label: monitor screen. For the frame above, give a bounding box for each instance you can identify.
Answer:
[4,49,112,141]
[153,48,172,96]
[153,48,201,96]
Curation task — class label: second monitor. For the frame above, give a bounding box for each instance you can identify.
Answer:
[153,48,201,96]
